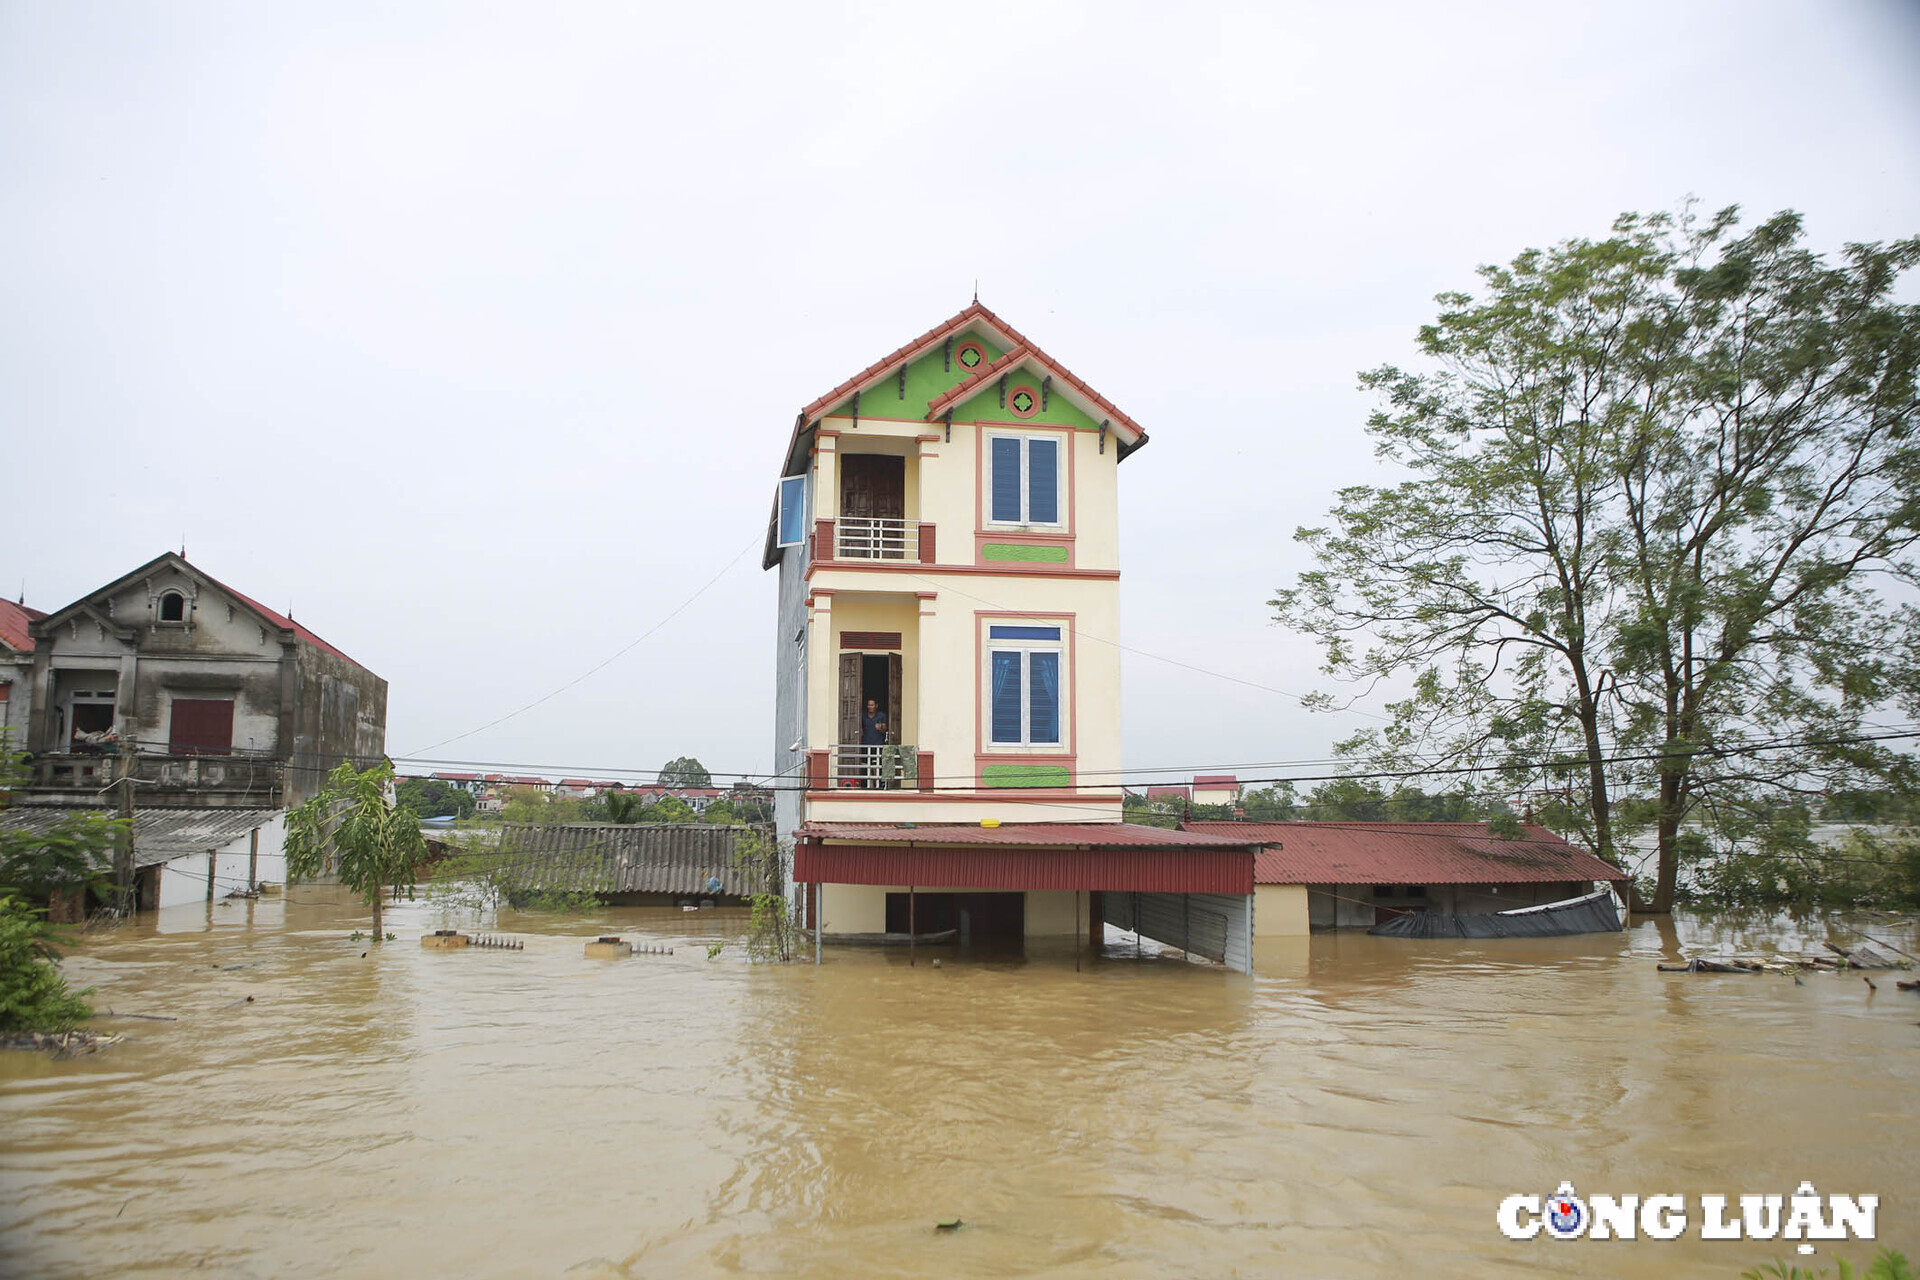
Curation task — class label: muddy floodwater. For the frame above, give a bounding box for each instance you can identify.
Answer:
[3,888,1916,1278]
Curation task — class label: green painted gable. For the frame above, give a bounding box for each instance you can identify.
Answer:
[822,330,1007,422]
[949,375,1102,432]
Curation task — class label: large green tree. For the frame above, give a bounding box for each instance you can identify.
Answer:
[286,760,429,940]
[395,777,476,820]
[1275,206,1920,912]
[656,756,711,788]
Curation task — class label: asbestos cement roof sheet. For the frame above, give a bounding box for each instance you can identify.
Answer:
[0,805,279,869]
[484,823,763,896]
[1181,820,1629,885]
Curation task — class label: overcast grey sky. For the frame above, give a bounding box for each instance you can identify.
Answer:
[5,1,1918,787]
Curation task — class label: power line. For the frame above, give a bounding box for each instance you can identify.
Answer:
[400,539,759,757]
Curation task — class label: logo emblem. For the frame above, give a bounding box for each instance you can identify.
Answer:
[1543,1182,1586,1239]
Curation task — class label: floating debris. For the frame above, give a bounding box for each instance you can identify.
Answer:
[934,1218,964,1232]
[3,1030,124,1058]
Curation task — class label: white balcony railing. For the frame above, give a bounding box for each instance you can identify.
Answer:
[829,743,920,789]
[835,517,916,561]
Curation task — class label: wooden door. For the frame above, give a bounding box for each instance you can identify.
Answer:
[887,652,903,745]
[840,455,904,520]
[838,654,862,747]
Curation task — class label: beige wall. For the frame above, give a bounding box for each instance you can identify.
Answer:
[1254,884,1310,937]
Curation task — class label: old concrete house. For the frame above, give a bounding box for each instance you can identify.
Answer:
[1,596,47,743]
[16,552,387,810]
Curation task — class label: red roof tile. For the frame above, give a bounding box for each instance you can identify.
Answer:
[432,772,481,781]
[800,821,1258,849]
[216,578,358,665]
[1193,774,1239,787]
[1181,821,1628,885]
[1144,785,1191,800]
[0,599,45,653]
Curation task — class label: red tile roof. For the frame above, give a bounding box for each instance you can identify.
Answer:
[0,599,45,653]
[432,772,481,781]
[216,578,357,665]
[1181,821,1629,885]
[1193,774,1239,788]
[559,778,598,788]
[1144,785,1191,800]
[800,821,1259,849]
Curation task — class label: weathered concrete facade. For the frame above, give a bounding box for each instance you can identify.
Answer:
[20,553,386,808]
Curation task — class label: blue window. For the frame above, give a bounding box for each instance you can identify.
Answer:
[776,475,807,548]
[988,642,1062,746]
[987,434,1063,525]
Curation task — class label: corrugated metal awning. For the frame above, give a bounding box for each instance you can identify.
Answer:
[795,841,1253,894]
[1182,820,1629,884]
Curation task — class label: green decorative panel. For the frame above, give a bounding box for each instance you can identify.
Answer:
[982,765,1072,788]
[823,330,1005,421]
[982,543,1069,563]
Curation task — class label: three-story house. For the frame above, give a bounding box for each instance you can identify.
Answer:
[766,303,1255,966]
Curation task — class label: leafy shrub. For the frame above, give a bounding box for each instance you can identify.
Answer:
[0,894,94,1033]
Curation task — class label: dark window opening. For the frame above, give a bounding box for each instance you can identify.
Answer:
[885,892,1024,942]
[70,701,115,752]
[1372,885,1394,898]
[159,592,186,622]
[1405,885,1428,898]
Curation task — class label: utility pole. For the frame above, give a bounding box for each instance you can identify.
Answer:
[114,736,136,916]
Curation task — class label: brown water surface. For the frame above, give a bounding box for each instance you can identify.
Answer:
[2,888,1916,1277]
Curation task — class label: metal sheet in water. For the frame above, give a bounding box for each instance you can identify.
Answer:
[0,888,1914,1277]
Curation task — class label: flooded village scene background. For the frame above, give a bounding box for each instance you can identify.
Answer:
[4,3,1920,1277]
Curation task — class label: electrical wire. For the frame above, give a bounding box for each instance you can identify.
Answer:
[399,538,760,758]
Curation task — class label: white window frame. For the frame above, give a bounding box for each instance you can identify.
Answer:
[984,628,1065,749]
[983,431,1065,529]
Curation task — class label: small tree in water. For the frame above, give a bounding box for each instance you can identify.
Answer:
[285,761,428,940]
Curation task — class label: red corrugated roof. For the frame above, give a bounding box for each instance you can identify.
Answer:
[0,599,45,653]
[796,842,1252,894]
[1181,821,1628,885]
[432,772,480,781]
[800,821,1256,849]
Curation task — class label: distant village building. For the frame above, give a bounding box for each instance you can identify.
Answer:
[1191,775,1241,808]
[766,303,1258,967]
[2,552,388,910]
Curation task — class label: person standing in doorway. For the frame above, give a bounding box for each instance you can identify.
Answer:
[861,697,888,787]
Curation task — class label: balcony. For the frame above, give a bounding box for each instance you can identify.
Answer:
[809,745,931,791]
[24,750,284,808]
[815,517,936,565]
[835,517,915,561]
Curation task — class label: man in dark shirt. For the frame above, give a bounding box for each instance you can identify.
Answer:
[861,698,887,788]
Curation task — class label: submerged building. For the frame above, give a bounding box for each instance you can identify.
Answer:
[764,303,1257,968]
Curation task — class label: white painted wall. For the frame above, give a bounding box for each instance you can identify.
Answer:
[152,814,286,909]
